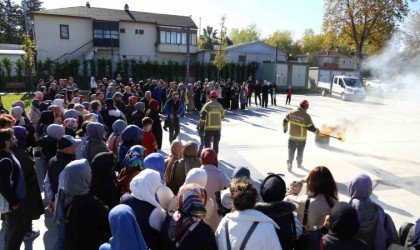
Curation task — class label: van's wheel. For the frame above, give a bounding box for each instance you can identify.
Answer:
[322,89,327,96]
[341,93,347,101]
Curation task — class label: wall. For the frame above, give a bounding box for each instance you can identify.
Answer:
[119,21,157,59]
[34,15,93,61]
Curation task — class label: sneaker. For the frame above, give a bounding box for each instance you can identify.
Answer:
[24,229,40,241]
[287,161,292,171]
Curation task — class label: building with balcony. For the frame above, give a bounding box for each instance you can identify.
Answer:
[30,3,198,63]
[297,50,356,70]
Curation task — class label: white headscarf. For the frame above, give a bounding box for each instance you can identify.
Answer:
[180,168,207,191]
[130,169,162,209]
[53,99,65,113]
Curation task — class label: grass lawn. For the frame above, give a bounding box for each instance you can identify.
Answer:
[1,93,34,113]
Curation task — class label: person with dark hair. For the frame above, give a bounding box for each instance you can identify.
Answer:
[37,110,55,137]
[132,102,146,129]
[53,159,110,250]
[254,80,262,106]
[0,128,26,250]
[90,100,104,124]
[261,80,269,108]
[286,166,338,231]
[145,99,163,149]
[126,96,137,125]
[44,135,76,214]
[141,117,157,156]
[102,98,125,133]
[200,148,230,231]
[271,82,277,106]
[216,178,282,250]
[164,92,184,144]
[167,141,201,195]
[12,126,44,242]
[37,124,66,176]
[91,152,120,210]
[320,202,368,249]
[255,174,302,250]
[348,173,399,249]
[160,183,218,250]
[285,85,292,105]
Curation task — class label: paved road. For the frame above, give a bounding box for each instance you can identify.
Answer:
[1,93,419,249]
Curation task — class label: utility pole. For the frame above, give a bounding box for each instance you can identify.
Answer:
[23,0,29,36]
[274,43,278,83]
[186,27,191,83]
[199,17,202,38]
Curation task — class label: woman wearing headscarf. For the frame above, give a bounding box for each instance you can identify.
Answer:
[53,99,65,114]
[117,125,142,171]
[168,141,201,195]
[216,178,281,250]
[200,148,230,231]
[99,204,148,250]
[37,124,65,175]
[132,102,145,128]
[37,110,55,137]
[164,140,183,184]
[63,118,78,137]
[34,91,44,103]
[45,82,58,101]
[255,174,302,250]
[320,202,368,249]
[160,183,218,250]
[54,159,110,250]
[11,106,36,147]
[145,99,163,149]
[91,152,120,210]
[125,96,137,125]
[118,145,146,194]
[12,126,44,241]
[82,122,109,164]
[106,119,127,156]
[348,173,399,249]
[121,169,167,250]
[167,168,214,224]
[63,109,80,120]
[28,99,42,134]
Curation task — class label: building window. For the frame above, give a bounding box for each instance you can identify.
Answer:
[210,54,216,61]
[176,32,181,44]
[138,29,144,35]
[171,32,177,44]
[160,31,165,43]
[191,34,197,45]
[120,28,125,33]
[135,29,138,34]
[181,33,187,45]
[60,25,69,39]
[342,60,346,64]
[239,55,246,62]
[166,32,171,43]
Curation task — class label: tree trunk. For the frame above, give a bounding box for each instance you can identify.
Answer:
[356,46,363,79]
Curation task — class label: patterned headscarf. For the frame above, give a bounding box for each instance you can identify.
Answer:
[31,99,40,109]
[168,183,207,244]
[123,145,146,170]
[64,118,78,133]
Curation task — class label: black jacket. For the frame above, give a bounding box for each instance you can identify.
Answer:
[323,234,368,250]
[0,150,25,207]
[255,201,298,250]
[160,215,218,250]
[47,151,75,201]
[37,135,58,162]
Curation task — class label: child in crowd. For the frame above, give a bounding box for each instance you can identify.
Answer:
[141,117,157,156]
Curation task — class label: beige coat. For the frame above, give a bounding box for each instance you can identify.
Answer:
[201,164,230,231]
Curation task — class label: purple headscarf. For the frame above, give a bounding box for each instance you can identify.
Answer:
[12,126,27,147]
[349,173,388,250]
[86,122,105,140]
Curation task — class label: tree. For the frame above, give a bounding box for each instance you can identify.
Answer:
[20,0,44,37]
[22,33,36,87]
[229,23,261,44]
[199,26,218,50]
[323,0,414,71]
[263,30,301,56]
[301,29,325,54]
[0,0,23,43]
[213,15,227,81]
[401,10,420,57]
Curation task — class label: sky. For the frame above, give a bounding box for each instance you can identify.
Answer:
[33,0,420,40]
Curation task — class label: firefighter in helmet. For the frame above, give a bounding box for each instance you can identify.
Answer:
[283,100,319,170]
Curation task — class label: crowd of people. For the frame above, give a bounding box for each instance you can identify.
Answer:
[0,75,419,250]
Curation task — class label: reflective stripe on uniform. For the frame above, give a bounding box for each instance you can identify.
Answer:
[289,120,306,138]
[289,134,307,140]
[206,111,222,129]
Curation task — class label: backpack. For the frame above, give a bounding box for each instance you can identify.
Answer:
[399,222,415,246]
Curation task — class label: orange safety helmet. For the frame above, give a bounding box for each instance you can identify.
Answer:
[300,100,309,110]
[210,91,218,98]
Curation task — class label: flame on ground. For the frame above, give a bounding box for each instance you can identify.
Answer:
[320,125,346,142]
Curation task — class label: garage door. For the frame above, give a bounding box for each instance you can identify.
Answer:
[292,65,307,87]
[275,64,288,86]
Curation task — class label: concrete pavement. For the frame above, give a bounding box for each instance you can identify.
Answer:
[1,93,419,249]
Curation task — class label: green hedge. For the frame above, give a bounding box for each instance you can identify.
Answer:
[1,58,259,91]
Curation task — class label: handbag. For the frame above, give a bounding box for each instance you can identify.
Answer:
[297,198,324,250]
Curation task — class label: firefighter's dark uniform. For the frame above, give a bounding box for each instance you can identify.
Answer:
[283,107,318,169]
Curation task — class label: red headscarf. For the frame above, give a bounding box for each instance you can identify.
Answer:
[129,96,137,105]
[149,99,159,111]
[200,148,218,167]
